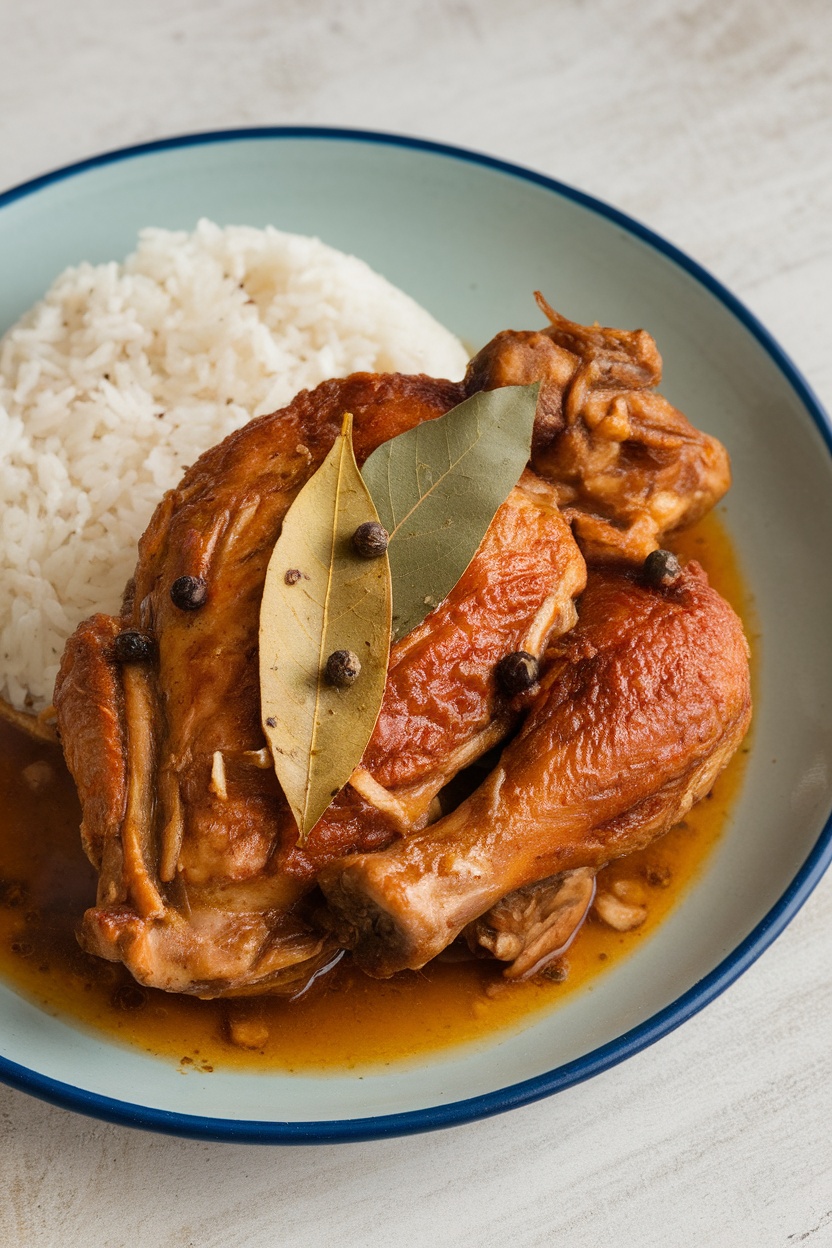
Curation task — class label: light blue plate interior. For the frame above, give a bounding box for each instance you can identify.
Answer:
[1,129,831,1143]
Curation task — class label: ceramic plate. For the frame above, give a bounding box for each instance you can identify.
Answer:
[1,129,831,1143]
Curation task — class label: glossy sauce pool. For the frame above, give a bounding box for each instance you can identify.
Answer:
[0,511,755,1073]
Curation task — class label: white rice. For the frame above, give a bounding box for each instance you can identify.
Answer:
[0,219,469,710]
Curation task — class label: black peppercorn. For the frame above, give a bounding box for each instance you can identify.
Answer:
[496,650,539,696]
[325,649,361,687]
[113,630,155,663]
[352,521,389,559]
[170,574,208,611]
[642,549,683,589]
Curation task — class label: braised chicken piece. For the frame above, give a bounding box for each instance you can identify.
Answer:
[55,375,585,996]
[465,867,596,980]
[318,565,751,976]
[54,304,741,997]
[467,295,731,561]
[338,469,585,844]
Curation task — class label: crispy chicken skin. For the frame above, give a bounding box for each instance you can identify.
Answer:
[54,306,743,997]
[317,565,751,976]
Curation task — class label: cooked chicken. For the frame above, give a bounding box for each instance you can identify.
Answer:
[333,469,585,849]
[465,867,596,980]
[54,304,741,997]
[467,295,731,561]
[317,565,751,976]
[55,376,585,995]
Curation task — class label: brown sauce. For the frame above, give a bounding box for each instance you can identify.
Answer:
[0,510,754,1073]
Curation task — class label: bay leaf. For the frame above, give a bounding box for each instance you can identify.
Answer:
[259,414,392,844]
[361,383,539,639]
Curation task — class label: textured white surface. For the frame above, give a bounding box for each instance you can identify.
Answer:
[1,1,831,1244]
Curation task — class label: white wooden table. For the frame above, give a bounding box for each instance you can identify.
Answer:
[1,2,831,1244]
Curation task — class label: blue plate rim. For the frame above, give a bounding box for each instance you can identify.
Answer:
[1,125,830,1145]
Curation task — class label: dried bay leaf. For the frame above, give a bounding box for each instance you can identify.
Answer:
[259,414,392,843]
[362,383,539,639]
